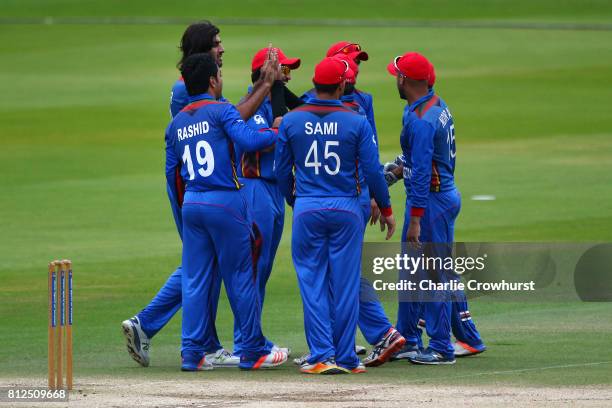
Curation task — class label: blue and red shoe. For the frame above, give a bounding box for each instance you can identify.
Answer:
[454,341,487,357]
[363,327,406,367]
[181,351,214,371]
[300,358,344,375]
[239,350,288,370]
[409,348,456,365]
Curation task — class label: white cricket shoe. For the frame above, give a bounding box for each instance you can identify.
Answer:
[205,348,240,367]
[293,352,310,366]
[272,344,292,357]
[121,316,150,367]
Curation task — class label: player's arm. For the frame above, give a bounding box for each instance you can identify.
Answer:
[235,81,272,120]
[406,119,435,243]
[363,93,379,144]
[246,107,280,153]
[270,80,288,118]
[235,51,280,119]
[222,104,277,152]
[362,97,383,224]
[273,120,296,207]
[357,119,395,239]
[164,123,184,239]
[283,86,305,109]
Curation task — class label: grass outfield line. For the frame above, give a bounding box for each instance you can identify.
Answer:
[2,16,612,31]
[3,0,612,22]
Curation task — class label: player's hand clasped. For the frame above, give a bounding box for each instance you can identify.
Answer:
[383,155,404,187]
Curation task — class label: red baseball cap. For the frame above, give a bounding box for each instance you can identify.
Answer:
[313,57,349,85]
[387,52,431,81]
[326,41,369,62]
[428,62,436,87]
[334,54,359,75]
[345,66,356,84]
[251,47,301,71]
[333,54,359,84]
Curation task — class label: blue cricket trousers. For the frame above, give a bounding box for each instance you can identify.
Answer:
[233,178,284,356]
[357,189,393,345]
[180,190,269,360]
[396,188,462,358]
[292,197,362,370]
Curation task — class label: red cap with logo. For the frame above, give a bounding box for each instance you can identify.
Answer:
[313,57,349,85]
[387,52,431,81]
[333,54,359,84]
[326,41,369,62]
[251,47,301,71]
[345,66,356,84]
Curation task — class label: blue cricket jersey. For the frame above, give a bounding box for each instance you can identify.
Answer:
[302,89,377,198]
[170,78,189,118]
[168,80,231,237]
[274,98,391,212]
[302,88,377,141]
[400,90,456,215]
[165,93,277,194]
[234,88,277,182]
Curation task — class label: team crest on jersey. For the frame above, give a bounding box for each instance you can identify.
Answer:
[254,114,266,125]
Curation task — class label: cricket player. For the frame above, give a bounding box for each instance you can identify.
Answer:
[384,62,486,359]
[296,47,406,367]
[275,57,396,374]
[166,52,287,371]
[225,47,300,359]
[325,42,378,137]
[122,21,282,369]
[386,51,484,364]
[238,46,300,305]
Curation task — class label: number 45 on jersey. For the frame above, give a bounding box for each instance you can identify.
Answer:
[305,140,340,175]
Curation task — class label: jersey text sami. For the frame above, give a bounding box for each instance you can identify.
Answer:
[305,121,338,135]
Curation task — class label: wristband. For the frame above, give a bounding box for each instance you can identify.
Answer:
[410,207,425,217]
[380,207,393,217]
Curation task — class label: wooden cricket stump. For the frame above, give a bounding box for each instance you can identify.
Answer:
[48,259,73,390]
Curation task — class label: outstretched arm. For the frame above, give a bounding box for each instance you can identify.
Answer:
[222,104,277,152]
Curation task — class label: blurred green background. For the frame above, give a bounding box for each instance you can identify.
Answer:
[1,0,611,386]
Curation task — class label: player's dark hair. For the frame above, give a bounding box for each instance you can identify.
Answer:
[313,82,340,95]
[251,68,261,83]
[180,53,218,96]
[178,21,220,69]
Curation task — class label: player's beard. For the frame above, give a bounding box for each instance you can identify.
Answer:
[344,83,355,95]
[397,85,407,100]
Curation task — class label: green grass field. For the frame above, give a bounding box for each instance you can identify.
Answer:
[1,0,612,393]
